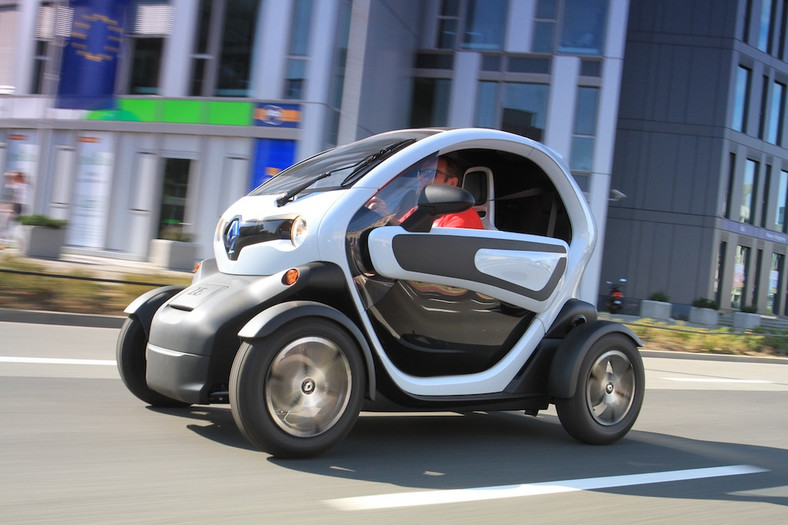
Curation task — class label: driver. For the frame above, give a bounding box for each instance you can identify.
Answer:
[368,155,483,230]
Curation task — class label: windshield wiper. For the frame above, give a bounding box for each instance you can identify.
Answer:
[275,172,333,207]
[275,139,416,207]
[341,139,416,187]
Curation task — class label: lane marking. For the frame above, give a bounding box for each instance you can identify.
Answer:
[0,356,116,366]
[665,377,773,384]
[325,465,767,511]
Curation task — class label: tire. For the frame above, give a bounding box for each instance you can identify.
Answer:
[229,318,365,458]
[555,333,644,445]
[116,317,190,408]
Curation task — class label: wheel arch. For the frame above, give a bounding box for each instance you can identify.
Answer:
[238,300,376,400]
[548,320,642,399]
[124,285,186,338]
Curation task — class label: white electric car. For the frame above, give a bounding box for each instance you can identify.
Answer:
[117,128,644,458]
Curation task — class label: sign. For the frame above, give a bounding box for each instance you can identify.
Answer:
[253,103,301,128]
[251,139,296,190]
[57,0,131,110]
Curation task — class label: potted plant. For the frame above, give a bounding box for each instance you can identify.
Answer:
[733,304,760,331]
[689,298,719,327]
[640,291,672,320]
[149,224,199,272]
[16,214,68,259]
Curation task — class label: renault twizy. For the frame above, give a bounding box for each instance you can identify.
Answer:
[117,128,644,458]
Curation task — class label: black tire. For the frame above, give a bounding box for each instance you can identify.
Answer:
[229,318,365,458]
[555,333,644,445]
[116,317,190,408]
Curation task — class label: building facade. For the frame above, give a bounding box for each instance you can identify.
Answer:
[603,0,788,316]
[0,0,630,306]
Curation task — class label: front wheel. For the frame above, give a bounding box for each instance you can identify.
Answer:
[229,318,365,458]
[116,317,189,407]
[555,333,644,445]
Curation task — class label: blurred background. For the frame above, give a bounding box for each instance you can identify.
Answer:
[0,0,786,318]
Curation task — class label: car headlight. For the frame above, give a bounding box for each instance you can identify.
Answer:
[291,216,307,247]
[219,216,301,260]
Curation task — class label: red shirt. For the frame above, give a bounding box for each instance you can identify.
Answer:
[433,208,484,229]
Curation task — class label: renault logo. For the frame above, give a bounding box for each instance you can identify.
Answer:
[224,217,241,258]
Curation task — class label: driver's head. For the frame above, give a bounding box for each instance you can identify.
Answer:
[418,156,461,187]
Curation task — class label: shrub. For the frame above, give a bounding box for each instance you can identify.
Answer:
[16,214,67,229]
[648,291,670,302]
[740,304,758,313]
[692,298,719,310]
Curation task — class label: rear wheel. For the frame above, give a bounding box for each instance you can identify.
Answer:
[116,317,189,407]
[229,318,365,458]
[555,333,644,444]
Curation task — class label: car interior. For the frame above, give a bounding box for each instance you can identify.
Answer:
[453,149,573,243]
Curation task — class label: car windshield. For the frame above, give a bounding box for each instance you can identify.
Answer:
[249,130,438,198]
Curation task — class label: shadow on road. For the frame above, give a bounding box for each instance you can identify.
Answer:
[150,405,786,509]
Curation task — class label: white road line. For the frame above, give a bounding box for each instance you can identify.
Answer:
[0,356,116,366]
[666,377,773,384]
[325,465,767,511]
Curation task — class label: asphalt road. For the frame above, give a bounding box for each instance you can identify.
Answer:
[1,321,787,524]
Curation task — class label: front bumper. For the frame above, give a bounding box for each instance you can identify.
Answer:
[144,262,349,404]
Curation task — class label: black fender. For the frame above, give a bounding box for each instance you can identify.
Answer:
[548,320,642,399]
[124,286,186,339]
[238,300,376,400]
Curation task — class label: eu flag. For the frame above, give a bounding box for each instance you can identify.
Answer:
[56,0,131,110]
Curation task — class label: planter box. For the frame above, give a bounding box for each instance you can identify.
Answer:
[20,225,66,259]
[149,239,199,272]
[639,299,672,320]
[733,311,760,331]
[689,306,719,327]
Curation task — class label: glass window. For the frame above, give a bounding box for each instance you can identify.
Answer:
[283,0,312,100]
[559,0,607,55]
[436,0,505,51]
[733,66,751,132]
[158,158,192,238]
[570,87,598,172]
[501,83,549,141]
[409,78,451,127]
[731,245,751,309]
[768,252,783,314]
[714,241,726,306]
[758,0,774,52]
[768,81,786,144]
[724,152,736,218]
[740,159,759,224]
[475,81,499,128]
[29,3,73,95]
[215,0,259,96]
[761,164,772,227]
[437,0,460,49]
[759,75,769,139]
[190,0,259,97]
[285,59,307,100]
[462,0,506,50]
[777,169,788,231]
[289,0,312,56]
[532,22,555,53]
[532,0,556,53]
[507,57,550,74]
[120,2,173,95]
[128,38,164,94]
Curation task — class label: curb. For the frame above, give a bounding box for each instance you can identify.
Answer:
[0,308,126,329]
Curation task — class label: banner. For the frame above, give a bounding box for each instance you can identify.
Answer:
[56,0,131,110]
[66,133,115,247]
[5,132,39,214]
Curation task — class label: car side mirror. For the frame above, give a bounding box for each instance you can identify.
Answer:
[400,184,475,233]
